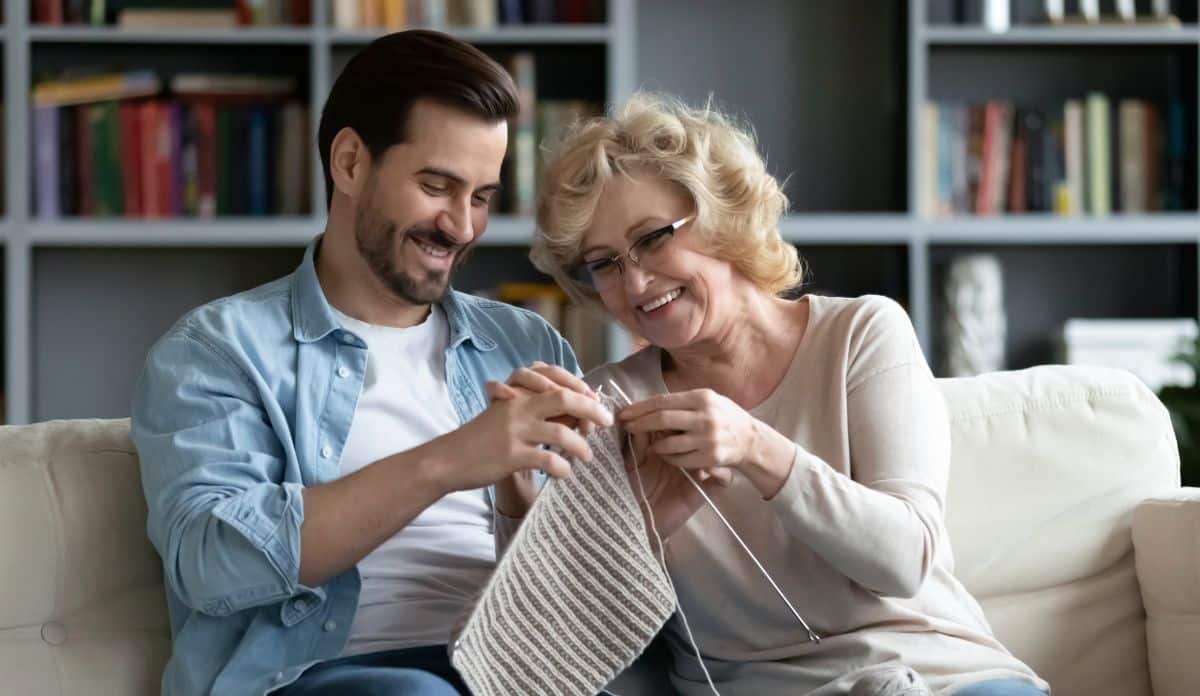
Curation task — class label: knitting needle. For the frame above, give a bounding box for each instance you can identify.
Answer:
[602,379,820,644]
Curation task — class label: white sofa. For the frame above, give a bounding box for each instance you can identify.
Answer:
[1,365,1197,696]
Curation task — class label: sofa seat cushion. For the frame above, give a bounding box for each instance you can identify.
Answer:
[0,418,170,696]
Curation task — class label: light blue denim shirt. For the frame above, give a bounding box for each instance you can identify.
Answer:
[131,236,578,695]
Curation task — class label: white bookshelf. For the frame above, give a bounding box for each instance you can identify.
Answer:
[923,25,1200,45]
[906,0,1200,356]
[4,0,1199,423]
[2,0,637,423]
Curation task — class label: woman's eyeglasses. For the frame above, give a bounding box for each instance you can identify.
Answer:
[569,213,695,290]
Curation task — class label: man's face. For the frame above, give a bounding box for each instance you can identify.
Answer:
[353,99,508,305]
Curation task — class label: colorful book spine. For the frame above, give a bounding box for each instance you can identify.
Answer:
[34,106,60,219]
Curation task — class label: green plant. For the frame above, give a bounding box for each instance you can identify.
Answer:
[1156,337,1200,487]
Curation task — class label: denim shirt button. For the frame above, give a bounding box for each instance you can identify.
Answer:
[336,366,350,379]
[320,445,333,459]
[323,620,337,632]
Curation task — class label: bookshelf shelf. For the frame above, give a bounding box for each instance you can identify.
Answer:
[328,25,612,45]
[779,215,914,243]
[923,25,1200,45]
[27,26,317,44]
[27,219,321,246]
[922,214,1200,243]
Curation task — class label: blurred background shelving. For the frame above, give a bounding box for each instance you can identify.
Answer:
[3,0,1199,423]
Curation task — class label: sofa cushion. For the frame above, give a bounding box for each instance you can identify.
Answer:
[938,366,1180,696]
[0,418,170,696]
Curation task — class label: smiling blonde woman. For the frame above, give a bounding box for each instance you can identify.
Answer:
[530,94,1050,696]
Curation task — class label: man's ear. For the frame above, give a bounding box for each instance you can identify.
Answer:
[329,126,371,199]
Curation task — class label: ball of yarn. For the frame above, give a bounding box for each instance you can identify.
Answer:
[849,665,933,696]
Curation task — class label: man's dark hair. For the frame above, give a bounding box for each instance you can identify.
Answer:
[317,30,520,209]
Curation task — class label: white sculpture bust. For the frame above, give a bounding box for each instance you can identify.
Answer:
[944,254,1006,377]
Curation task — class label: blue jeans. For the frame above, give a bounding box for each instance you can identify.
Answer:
[954,679,1048,696]
[276,645,468,696]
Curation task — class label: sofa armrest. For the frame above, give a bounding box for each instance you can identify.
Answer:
[1133,488,1200,696]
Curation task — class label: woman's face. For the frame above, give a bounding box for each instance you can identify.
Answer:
[580,174,737,351]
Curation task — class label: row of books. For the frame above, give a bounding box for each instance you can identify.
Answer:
[498,51,599,216]
[32,71,310,218]
[932,0,1185,28]
[33,0,311,28]
[918,95,1191,217]
[332,0,604,30]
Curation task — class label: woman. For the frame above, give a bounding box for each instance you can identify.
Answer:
[528,94,1049,696]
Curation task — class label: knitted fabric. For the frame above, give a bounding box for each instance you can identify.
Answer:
[450,413,676,696]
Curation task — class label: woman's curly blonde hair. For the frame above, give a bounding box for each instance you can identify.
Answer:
[530,93,803,307]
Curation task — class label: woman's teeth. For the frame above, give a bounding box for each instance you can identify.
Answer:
[414,239,450,258]
[641,289,682,312]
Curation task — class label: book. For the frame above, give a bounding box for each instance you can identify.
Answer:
[170,73,296,101]
[1063,99,1084,216]
[34,107,60,219]
[506,52,537,216]
[117,9,239,29]
[1085,92,1111,215]
[33,71,161,109]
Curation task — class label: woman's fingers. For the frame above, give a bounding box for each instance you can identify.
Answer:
[652,433,699,456]
[622,408,703,434]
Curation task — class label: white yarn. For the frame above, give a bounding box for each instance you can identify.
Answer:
[627,431,721,696]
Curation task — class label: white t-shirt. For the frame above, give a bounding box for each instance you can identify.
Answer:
[330,305,496,657]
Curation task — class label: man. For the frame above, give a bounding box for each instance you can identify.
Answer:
[132,30,611,696]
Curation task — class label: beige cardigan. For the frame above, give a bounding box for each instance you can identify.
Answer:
[586,294,1049,696]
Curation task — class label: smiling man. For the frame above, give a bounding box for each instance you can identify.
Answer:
[131,31,611,696]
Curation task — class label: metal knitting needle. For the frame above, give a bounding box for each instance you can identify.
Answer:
[603,379,820,644]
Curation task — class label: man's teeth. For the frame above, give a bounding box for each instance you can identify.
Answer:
[641,289,682,312]
[414,239,450,258]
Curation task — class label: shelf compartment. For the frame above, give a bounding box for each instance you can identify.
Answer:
[32,245,305,420]
[928,242,1199,374]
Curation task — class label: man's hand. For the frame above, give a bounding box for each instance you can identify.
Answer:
[427,362,612,497]
[486,362,606,517]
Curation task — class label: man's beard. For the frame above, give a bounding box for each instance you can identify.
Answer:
[354,189,473,306]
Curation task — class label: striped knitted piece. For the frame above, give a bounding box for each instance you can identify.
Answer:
[450,415,676,696]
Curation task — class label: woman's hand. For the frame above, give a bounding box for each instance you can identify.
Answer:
[624,429,732,543]
[619,388,796,500]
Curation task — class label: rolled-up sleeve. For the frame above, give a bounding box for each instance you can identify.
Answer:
[132,328,305,616]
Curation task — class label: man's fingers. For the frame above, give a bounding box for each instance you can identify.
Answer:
[532,388,613,429]
[532,449,573,480]
[485,381,520,402]
[507,367,560,394]
[532,362,595,397]
[530,421,593,463]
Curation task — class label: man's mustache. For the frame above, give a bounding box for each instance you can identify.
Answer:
[405,228,462,252]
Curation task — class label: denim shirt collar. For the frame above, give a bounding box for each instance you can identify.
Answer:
[290,234,496,352]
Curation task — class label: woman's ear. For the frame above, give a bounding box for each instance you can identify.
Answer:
[329,126,371,199]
